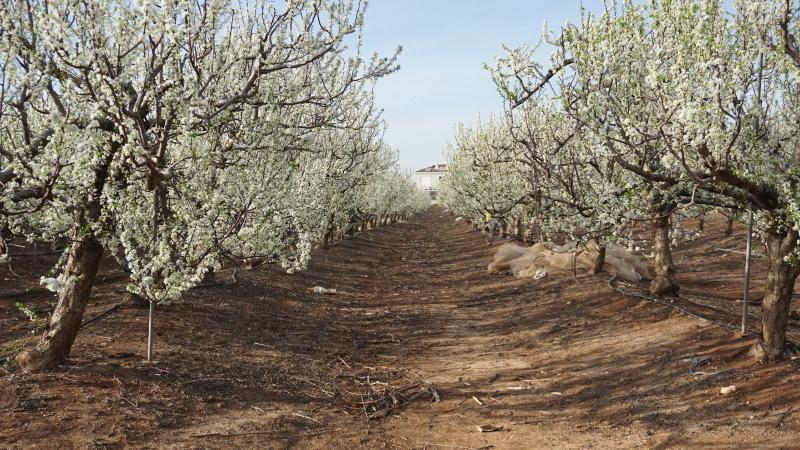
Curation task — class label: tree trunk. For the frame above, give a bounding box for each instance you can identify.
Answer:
[322,214,335,249]
[322,227,332,249]
[535,222,546,243]
[650,213,679,295]
[0,219,10,256]
[590,245,606,274]
[15,230,104,372]
[15,142,116,372]
[244,257,263,270]
[201,267,218,284]
[697,216,704,231]
[724,215,734,235]
[752,228,800,361]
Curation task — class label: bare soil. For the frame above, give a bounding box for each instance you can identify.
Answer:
[1,208,800,449]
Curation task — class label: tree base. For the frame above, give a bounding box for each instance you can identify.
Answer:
[15,346,63,373]
[748,341,781,362]
[650,275,679,295]
[748,340,800,362]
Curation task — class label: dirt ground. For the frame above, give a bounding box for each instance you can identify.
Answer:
[2,208,800,449]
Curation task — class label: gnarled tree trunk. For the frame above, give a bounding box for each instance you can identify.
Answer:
[15,145,114,372]
[16,227,104,372]
[752,228,800,361]
[650,211,679,295]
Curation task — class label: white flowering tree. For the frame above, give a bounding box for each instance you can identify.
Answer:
[0,0,419,371]
[439,119,530,236]
[507,101,641,271]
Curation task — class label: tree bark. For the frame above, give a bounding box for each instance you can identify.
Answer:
[15,228,104,372]
[322,214,335,249]
[724,215,734,235]
[590,244,606,274]
[697,216,704,231]
[752,228,800,361]
[650,212,679,295]
[322,227,332,249]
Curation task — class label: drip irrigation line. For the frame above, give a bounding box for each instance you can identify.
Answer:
[81,303,124,329]
[607,277,759,336]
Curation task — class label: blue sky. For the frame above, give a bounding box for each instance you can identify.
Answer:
[360,1,600,171]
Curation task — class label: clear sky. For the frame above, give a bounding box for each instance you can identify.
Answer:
[360,1,600,171]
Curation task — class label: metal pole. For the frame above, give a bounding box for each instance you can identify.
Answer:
[147,301,155,362]
[742,207,753,334]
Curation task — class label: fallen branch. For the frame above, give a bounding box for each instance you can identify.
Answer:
[344,381,440,420]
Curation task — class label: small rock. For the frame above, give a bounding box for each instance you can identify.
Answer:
[720,385,737,395]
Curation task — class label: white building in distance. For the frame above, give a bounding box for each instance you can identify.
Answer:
[415,164,448,202]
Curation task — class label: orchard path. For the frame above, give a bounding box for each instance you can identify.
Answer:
[2,208,800,449]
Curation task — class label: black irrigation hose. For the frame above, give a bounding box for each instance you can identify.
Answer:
[606,277,759,336]
[80,303,124,329]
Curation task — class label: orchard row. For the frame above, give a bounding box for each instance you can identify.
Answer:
[0,0,428,371]
[441,0,800,360]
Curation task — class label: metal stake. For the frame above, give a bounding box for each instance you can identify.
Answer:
[742,207,753,334]
[147,301,155,362]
